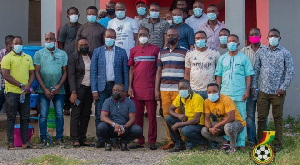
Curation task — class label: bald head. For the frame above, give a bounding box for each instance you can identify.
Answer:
[45,32,56,43]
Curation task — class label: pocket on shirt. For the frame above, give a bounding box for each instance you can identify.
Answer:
[234,64,245,75]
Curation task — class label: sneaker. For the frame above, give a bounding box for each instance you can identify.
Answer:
[121,143,129,151]
[168,145,186,152]
[55,139,64,146]
[105,143,112,151]
[221,141,230,150]
[149,143,158,150]
[226,147,237,154]
[40,140,48,148]
[274,146,281,153]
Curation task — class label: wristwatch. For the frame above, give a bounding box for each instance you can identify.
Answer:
[19,83,23,88]
[111,122,116,128]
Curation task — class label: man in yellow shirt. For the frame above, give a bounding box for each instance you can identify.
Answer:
[165,79,206,152]
[201,83,245,154]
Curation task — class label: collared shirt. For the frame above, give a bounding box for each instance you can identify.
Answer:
[58,23,81,56]
[81,55,91,86]
[1,51,34,94]
[128,43,160,100]
[185,14,208,33]
[33,47,68,94]
[240,44,266,67]
[198,21,225,49]
[172,92,205,125]
[101,97,136,125]
[215,51,254,101]
[171,23,195,50]
[105,46,115,81]
[0,48,10,88]
[204,94,245,127]
[185,48,220,91]
[98,17,112,28]
[134,15,150,24]
[252,45,295,94]
[140,18,170,49]
[157,45,188,91]
[216,47,228,56]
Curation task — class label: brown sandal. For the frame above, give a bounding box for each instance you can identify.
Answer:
[8,143,16,150]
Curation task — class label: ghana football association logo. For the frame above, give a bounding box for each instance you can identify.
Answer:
[252,131,275,164]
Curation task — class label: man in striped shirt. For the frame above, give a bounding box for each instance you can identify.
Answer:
[155,28,188,150]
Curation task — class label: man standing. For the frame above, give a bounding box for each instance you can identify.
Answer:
[215,34,254,148]
[175,0,190,20]
[134,0,149,24]
[155,28,188,150]
[34,32,68,147]
[127,27,160,150]
[185,1,208,33]
[217,28,230,55]
[91,29,129,148]
[253,28,294,153]
[98,1,116,29]
[107,2,139,57]
[184,31,220,99]
[198,4,225,49]
[1,36,35,150]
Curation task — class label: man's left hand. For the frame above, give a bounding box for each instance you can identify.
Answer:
[51,85,61,95]
[276,89,285,96]
[171,123,181,131]
[242,91,249,102]
[23,85,31,94]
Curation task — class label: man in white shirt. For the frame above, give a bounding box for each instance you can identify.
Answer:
[185,1,208,33]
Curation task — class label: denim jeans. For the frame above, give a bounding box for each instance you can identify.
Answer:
[194,90,208,100]
[39,94,65,140]
[246,90,257,144]
[5,92,30,143]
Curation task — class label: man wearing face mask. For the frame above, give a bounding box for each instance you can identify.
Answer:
[217,28,230,55]
[75,6,106,52]
[185,1,208,33]
[253,28,294,153]
[127,27,160,150]
[171,8,194,50]
[140,2,170,49]
[108,2,139,58]
[201,83,245,154]
[98,1,116,29]
[91,29,129,148]
[134,0,149,24]
[215,34,254,149]
[34,32,68,147]
[165,79,206,152]
[198,4,225,49]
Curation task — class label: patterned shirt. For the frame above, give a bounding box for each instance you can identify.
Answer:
[240,44,266,67]
[198,21,225,49]
[252,45,295,94]
[0,49,10,88]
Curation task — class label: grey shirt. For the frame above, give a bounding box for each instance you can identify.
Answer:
[58,23,81,56]
[216,47,228,55]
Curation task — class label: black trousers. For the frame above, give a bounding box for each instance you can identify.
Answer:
[64,78,71,110]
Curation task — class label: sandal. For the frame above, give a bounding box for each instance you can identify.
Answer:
[8,143,16,150]
[80,142,95,147]
[73,142,80,148]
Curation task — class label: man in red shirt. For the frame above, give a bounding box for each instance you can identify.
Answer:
[128,27,160,150]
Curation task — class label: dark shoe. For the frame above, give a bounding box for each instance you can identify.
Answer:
[56,139,64,146]
[80,142,95,147]
[73,142,80,148]
[199,145,209,152]
[64,109,70,115]
[112,139,120,149]
[248,142,256,148]
[274,146,281,153]
[129,144,144,149]
[22,142,37,149]
[144,112,148,117]
[150,143,158,150]
[121,143,129,151]
[8,143,16,150]
[168,145,186,152]
[105,143,112,151]
[161,141,175,150]
[96,141,105,148]
[40,140,48,148]
[221,141,230,150]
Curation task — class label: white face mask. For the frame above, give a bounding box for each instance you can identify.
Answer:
[69,14,78,23]
[139,37,148,44]
[167,20,172,25]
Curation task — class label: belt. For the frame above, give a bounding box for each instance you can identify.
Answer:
[106,81,115,84]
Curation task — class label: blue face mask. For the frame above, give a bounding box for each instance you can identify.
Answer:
[13,45,23,54]
[87,15,97,23]
[207,13,217,20]
[193,8,203,17]
[196,39,206,48]
[208,93,220,102]
[179,90,189,98]
[227,42,238,52]
[116,11,126,19]
[150,11,160,19]
[268,37,279,46]
[173,16,183,24]
[105,38,115,47]
[45,42,55,49]
[219,36,228,45]
[137,7,146,16]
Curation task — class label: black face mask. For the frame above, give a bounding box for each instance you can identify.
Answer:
[106,9,115,16]
[79,46,89,54]
[168,37,178,45]
[112,92,122,100]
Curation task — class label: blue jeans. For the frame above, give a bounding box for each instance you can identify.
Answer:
[194,90,208,100]
[39,94,65,140]
[0,88,6,112]
[246,90,257,144]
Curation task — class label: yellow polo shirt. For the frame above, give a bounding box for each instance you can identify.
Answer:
[1,51,34,94]
[172,92,205,125]
[204,94,245,127]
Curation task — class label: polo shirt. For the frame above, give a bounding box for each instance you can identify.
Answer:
[98,17,111,28]
[128,43,160,100]
[1,51,34,94]
[33,47,68,94]
[157,45,188,91]
[171,23,195,50]
[204,94,245,127]
[172,92,205,125]
[185,14,208,33]
[101,97,136,125]
[198,21,225,49]
[140,18,170,49]
[58,23,81,56]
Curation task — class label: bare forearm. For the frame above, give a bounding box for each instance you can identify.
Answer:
[128,67,134,88]
[35,71,46,90]
[216,76,222,88]
[245,76,251,92]
[27,71,35,87]
[58,70,67,86]
[155,68,162,91]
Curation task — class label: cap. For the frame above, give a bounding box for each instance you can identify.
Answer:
[135,0,147,6]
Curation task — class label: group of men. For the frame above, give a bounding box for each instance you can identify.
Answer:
[0,0,294,154]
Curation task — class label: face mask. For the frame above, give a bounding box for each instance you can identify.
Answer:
[116,11,126,19]
[106,9,115,16]
[207,13,217,20]
[13,45,23,54]
[195,39,206,48]
[193,8,203,17]
[139,37,148,44]
[249,36,261,44]
[79,45,89,54]
[87,15,97,23]
[208,93,219,102]
[227,42,238,52]
[179,90,189,98]
[167,20,173,25]
[268,37,279,46]
[112,92,122,100]
[168,37,178,45]
[105,38,115,47]
[137,7,146,16]
[45,42,55,49]
[219,36,228,45]
[69,14,78,23]
[173,16,183,24]
[150,11,160,19]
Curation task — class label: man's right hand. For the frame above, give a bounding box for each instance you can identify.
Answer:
[177,114,188,122]
[92,92,99,100]
[128,87,134,98]
[114,123,121,133]
[155,89,161,101]
[44,89,53,100]
[70,93,77,103]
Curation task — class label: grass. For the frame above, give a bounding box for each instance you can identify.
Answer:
[23,155,84,165]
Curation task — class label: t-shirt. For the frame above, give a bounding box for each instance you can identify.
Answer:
[171,23,195,50]
[204,94,245,127]
[216,47,228,56]
[185,48,220,91]
[185,14,208,33]
[101,97,136,125]
[33,48,68,94]
[57,23,81,56]
[128,44,160,100]
[98,17,111,29]
[172,92,205,125]
[107,17,139,57]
